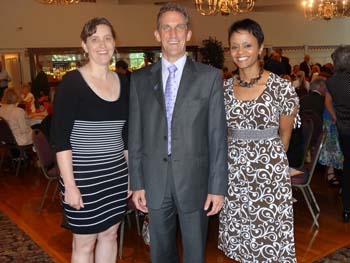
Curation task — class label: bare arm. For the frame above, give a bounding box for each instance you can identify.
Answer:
[279,108,298,152]
[124,150,133,198]
[56,150,83,210]
[325,92,337,123]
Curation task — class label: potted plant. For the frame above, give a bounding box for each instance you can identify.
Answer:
[199,37,225,69]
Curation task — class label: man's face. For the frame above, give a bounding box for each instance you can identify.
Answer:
[154,11,192,63]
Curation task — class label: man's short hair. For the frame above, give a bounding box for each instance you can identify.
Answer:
[310,78,326,92]
[156,3,190,29]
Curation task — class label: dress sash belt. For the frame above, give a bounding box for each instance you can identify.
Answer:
[228,127,279,141]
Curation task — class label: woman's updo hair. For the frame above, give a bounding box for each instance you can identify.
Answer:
[80,17,116,43]
[2,88,19,105]
[228,18,264,47]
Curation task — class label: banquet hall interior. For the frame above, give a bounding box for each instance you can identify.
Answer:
[1,0,350,262]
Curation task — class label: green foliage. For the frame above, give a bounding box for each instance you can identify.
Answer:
[199,37,225,69]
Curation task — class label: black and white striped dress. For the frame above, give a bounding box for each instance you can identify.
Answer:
[54,70,129,234]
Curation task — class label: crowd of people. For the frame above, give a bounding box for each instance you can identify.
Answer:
[1,3,349,263]
[259,43,350,227]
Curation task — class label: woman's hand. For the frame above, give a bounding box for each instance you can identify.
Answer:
[65,185,84,210]
[127,190,133,199]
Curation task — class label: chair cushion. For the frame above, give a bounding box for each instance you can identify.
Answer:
[291,168,309,185]
[48,166,60,177]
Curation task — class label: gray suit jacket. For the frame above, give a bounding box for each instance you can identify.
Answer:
[128,58,228,212]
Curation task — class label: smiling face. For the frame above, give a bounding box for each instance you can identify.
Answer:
[82,24,115,66]
[154,11,192,63]
[229,30,263,71]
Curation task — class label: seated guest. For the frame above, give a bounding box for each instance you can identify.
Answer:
[300,78,326,121]
[310,64,321,82]
[288,78,326,168]
[300,78,326,150]
[0,88,33,146]
[263,51,287,76]
[293,70,309,97]
[35,86,55,116]
[20,84,36,114]
[291,64,300,81]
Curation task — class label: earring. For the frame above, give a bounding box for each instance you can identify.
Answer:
[83,52,89,59]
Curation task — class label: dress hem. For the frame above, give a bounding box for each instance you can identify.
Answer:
[69,212,126,235]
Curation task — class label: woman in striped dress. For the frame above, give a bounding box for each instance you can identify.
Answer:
[53,17,130,262]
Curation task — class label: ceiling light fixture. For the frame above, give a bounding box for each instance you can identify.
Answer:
[36,0,80,4]
[195,0,255,16]
[301,0,350,20]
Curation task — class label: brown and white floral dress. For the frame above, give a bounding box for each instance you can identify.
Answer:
[218,72,298,263]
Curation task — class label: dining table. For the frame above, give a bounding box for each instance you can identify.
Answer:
[27,111,47,127]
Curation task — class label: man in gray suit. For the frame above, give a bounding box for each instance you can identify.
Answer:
[129,3,228,263]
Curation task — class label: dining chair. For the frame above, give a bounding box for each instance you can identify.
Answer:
[301,110,323,153]
[118,198,142,259]
[32,129,59,213]
[298,117,314,169]
[0,117,33,176]
[291,129,326,228]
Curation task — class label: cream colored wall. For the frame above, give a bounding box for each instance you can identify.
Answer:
[1,0,350,81]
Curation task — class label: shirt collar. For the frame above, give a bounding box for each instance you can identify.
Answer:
[162,54,187,73]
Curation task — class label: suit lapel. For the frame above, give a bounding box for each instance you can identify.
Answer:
[174,57,196,111]
[149,62,165,112]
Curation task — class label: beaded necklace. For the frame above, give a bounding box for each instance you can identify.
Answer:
[236,67,264,88]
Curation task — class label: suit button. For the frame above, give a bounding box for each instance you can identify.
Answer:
[163,158,167,162]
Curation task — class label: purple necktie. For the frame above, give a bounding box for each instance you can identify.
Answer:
[164,64,177,155]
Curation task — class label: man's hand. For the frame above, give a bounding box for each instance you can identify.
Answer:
[132,190,148,213]
[204,194,224,216]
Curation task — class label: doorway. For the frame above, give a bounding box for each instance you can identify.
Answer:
[1,53,22,90]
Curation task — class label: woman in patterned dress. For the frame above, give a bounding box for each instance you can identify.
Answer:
[54,18,131,262]
[218,19,298,263]
[319,89,343,185]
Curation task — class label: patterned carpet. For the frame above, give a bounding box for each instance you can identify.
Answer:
[0,207,349,263]
[314,247,350,263]
[0,211,54,263]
